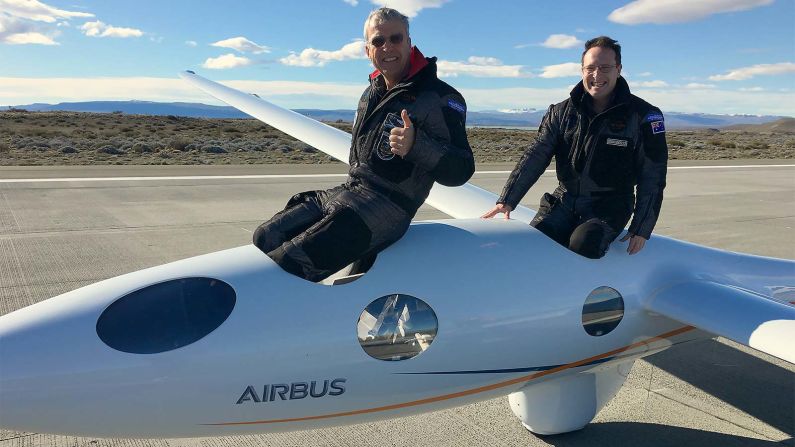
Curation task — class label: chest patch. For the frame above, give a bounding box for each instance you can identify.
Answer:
[606,138,629,147]
[650,121,666,134]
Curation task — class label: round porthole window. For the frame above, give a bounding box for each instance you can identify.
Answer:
[357,294,438,361]
[582,286,624,336]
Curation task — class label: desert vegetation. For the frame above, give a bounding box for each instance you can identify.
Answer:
[1,111,793,166]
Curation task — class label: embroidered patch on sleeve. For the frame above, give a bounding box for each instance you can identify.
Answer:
[644,112,664,123]
[447,99,466,115]
[651,120,666,134]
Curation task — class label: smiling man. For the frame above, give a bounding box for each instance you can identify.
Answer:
[253,7,474,282]
[483,36,668,258]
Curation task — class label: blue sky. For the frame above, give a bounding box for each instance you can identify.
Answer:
[1,0,793,115]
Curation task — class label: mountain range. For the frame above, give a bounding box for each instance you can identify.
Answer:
[3,100,790,130]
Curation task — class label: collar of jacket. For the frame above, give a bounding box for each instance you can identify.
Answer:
[569,76,632,111]
[369,46,432,84]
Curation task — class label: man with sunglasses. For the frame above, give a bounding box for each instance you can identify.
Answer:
[483,36,667,259]
[253,7,474,282]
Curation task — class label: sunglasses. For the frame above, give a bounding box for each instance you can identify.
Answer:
[369,33,404,48]
[582,64,617,74]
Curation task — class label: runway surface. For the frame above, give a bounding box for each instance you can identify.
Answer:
[0,161,793,447]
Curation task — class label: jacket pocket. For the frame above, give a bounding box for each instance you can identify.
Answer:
[538,192,559,215]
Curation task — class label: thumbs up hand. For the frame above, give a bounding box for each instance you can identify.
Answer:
[389,109,415,157]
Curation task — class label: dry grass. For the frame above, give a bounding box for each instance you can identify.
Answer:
[0,111,792,166]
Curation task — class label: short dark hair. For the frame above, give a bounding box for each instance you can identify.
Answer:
[582,36,621,66]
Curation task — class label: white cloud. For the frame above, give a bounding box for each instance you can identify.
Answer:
[685,83,716,89]
[739,86,765,92]
[280,40,366,67]
[2,76,794,116]
[539,62,581,78]
[0,15,46,44]
[0,77,367,110]
[80,20,143,38]
[202,53,252,69]
[632,80,669,88]
[368,0,449,17]
[0,0,90,45]
[185,40,197,47]
[459,86,572,111]
[638,71,653,77]
[609,0,774,25]
[0,0,93,23]
[631,85,795,115]
[541,34,583,49]
[211,36,270,54]
[4,31,57,45]
[343,0,358,5]
[708,62,795,81]
[437,56,528,78]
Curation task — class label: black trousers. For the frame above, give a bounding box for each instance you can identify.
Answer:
[530,190,634,259]
[253,184,411,282]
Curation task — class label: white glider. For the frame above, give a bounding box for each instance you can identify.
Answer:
[0,71,792,438]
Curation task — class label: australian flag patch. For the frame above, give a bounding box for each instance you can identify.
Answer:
[447,99,466,115]
[651,120,666,134]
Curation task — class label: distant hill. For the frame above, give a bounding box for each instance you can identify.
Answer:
[2,100,790,130]
[724,117,795,133]
[2,101,250,119]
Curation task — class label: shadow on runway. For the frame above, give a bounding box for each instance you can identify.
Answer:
[542,422,791,447]
[645,338,794,436]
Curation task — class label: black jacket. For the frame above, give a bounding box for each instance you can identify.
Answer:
[348,47,475,214]
[498,77,667,239]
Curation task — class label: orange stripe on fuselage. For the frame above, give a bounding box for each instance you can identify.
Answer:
[202,325,696,426]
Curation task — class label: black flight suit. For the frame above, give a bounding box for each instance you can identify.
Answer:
[498,77,667,258]
[254,47,474,281]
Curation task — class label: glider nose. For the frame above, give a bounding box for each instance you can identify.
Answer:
[0,299,94,433]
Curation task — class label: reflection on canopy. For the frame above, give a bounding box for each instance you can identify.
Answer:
[582,286,624,336]
[358,294,438,361]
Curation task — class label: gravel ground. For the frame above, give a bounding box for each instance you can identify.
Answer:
[1,111,793,166]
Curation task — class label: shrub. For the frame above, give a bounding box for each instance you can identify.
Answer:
[708,139,736,148]
[167,137,192,151]
[132,143,153,153]
[97,145,124,155]
[202,145,227,154]
[745,141,769,150]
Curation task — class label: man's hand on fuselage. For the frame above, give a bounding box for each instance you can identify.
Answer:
[620,232,647,255]
[481,203,513,219]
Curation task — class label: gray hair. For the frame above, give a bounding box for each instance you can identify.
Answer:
[363,7,409,41]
